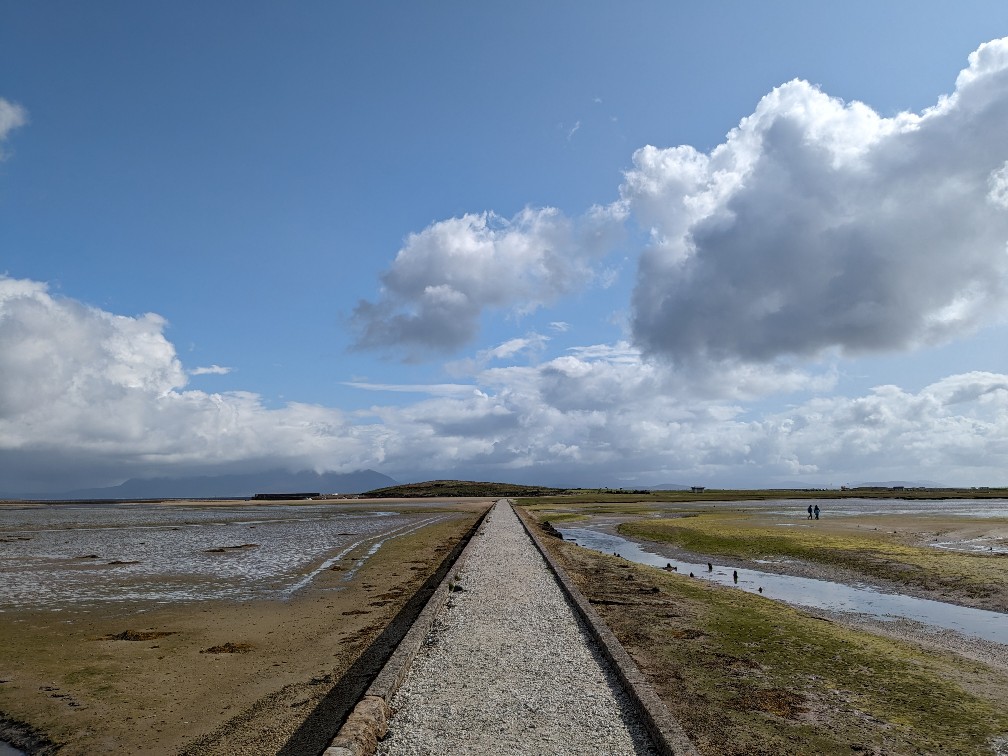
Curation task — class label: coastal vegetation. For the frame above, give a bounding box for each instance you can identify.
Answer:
[523,508,1008,754]
[619,511,1008,610]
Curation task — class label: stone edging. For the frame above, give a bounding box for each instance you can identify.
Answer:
[323,503,493,756]
[512,502,700,756]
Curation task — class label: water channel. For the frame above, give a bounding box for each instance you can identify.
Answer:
[557,525,1008,645]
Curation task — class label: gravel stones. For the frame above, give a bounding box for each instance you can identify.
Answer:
[377,501,656,755]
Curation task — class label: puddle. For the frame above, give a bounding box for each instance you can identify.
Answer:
[932,537,1008,555]
[558,525,1008,645]
[0,743,24,756]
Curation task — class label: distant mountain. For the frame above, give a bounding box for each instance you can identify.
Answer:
[15,469,397,500]
[646,483,692,491]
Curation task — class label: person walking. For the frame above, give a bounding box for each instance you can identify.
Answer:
[814,504,820,520]
[807,504,813,520]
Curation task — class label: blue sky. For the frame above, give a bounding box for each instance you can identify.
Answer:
[3,3,1008,492]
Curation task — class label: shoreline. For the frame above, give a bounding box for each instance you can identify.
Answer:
[0,505,486,755]
[569,514,1008,671]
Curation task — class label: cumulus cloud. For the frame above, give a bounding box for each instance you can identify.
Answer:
[371,342,835,484]
[627,37,1008,365]
[5,275,1008,490]
[351,205,625,357]
[0,98,27,158]
[0,278,381,491]
[756,371,1008,484]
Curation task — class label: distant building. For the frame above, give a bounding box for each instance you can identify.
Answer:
[691,486,706,493]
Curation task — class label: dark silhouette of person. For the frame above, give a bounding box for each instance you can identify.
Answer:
[733,570,738,584]
[814,504,820,520]
[807,504,813,519]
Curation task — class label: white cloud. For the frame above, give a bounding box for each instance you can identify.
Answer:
[351,205,625,357]
[0,278,381,491]
[344,381,479,397]
[0,98,27,158]
[190,364,232,376]
[987,160,1008,208]
[627,37,1008,366]
[4,276,1008,490]
[757,372,1008,484]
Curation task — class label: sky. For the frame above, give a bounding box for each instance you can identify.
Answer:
[3,2,1008,493]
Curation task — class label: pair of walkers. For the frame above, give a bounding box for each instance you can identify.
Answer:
[807,504,820,520]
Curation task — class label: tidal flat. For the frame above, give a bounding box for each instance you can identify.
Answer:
[0,499,488,755]
[519,498,1008,755]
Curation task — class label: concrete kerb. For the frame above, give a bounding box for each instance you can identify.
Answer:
[323,501,495,756]
[512,502,700,756]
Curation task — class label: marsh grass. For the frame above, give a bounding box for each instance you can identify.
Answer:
[538,526,1008,755]
[620,513,1008,606]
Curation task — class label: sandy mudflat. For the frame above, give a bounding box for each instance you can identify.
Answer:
[0,500,487,755]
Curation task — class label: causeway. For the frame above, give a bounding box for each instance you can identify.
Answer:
[374,500,657,755]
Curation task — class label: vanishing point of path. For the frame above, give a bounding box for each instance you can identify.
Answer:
[376,500,656,755]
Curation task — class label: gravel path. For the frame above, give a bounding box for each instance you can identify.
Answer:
[376,501,656,756]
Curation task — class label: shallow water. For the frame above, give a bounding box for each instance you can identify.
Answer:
[0,743,24,756]
[759,497,1008,520]
[0,502,453,609]
[558,525,1008,645]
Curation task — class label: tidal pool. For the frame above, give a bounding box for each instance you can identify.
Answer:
[0,502,454,610]
[558,525,1008,645]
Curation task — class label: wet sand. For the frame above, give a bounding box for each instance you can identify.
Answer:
[0,499,488,755]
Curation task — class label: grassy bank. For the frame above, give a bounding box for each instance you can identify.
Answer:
[619,511,1008,609]
[524,511,1008,755]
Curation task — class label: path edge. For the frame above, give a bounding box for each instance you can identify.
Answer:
[323,501,494,756]
[513,501,700,756]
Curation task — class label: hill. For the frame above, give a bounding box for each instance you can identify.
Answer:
[361,479,569,498]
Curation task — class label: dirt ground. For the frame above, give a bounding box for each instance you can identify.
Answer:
[0,500,489,755]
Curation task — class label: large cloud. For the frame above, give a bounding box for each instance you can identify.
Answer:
[363,343,1008,487]
[351,205,624,357]
[0,278,382,491]
[628,37,1008,365]
[4,277,1008,489]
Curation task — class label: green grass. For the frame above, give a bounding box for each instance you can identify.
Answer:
[620,513,1007,606]
[671,570,1008,753]
[539,527,1008,755]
